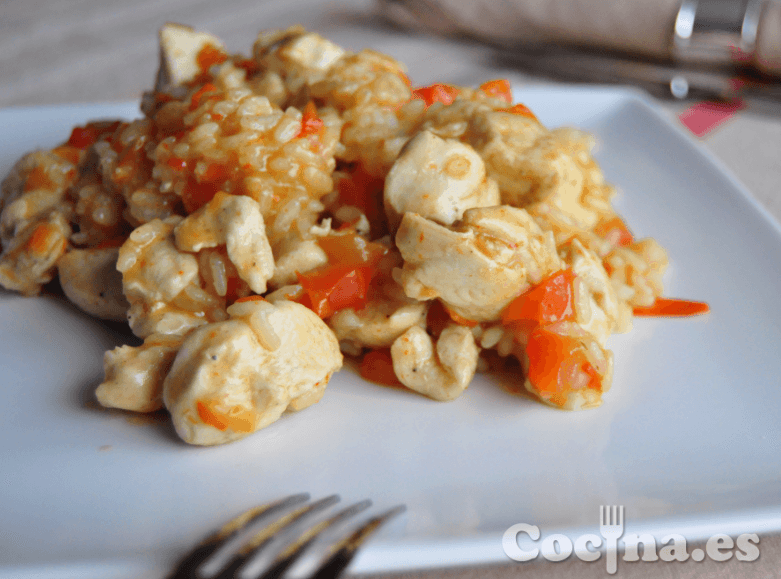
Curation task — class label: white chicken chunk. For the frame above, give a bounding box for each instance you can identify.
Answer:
[269,237,328,288]
[391,325,479,401]
[174,192,275,294]
[468,112,601,228]
[328,295,427,350]
[561,238,620,346]
[394,206,561,322]
[384,130,500,230]
[163,299,342,446]
[0,212,70,296]
[156,23,226,90]
[0,150,76,295]
[58,247,129,321]
[95,333,182,412]
[117,217,224,338]
[268,32,345,76]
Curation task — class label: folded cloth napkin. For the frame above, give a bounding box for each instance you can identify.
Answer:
[378,0,781,77]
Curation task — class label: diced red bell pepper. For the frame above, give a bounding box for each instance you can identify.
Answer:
[336,163,388,238]
[297,264,373,319]
[480,79,513,103]
[181,176,220,214]
[505,103,538,122]
[360,348,404,387]
[594,216,634,247]
[65,121,121,149]
[525,324,602,407]
[501,270,577,334]
[316,231,388,269]
[411,83,460,107]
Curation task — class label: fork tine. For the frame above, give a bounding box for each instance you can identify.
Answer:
[256,499,373,579]
[166,493,310,579]
[618,505,624,527]
[308,505,407,579]
[599,505,604,526]
[211,495,340,579]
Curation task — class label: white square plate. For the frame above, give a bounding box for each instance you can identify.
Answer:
[2,87,780,578]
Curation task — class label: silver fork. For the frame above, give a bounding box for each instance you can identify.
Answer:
[167,494,406,579]
[599,505,624,575]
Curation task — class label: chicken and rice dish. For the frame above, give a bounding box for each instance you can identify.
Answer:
[0,24,708,445]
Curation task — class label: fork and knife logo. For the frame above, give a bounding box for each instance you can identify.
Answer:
[503,504,760,571]
[600,505,624,574]
[501,505,625,572]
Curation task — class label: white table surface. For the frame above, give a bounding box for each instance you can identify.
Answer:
[1,0,779,578]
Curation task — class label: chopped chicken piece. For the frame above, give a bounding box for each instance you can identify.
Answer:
[1,151,76,245]
[157,23,226,90]
[269,237,328,288]
[117,216,225,338]
[328,294,427,350]
[174,192,275,294]
[0,212,70,296]
[254,29,345,90]
[384,130,500,230]
[560,238,620,345]
[469,112,603,228]
[96,333,182,412]
[163,299,342,445]
[391,324,479,401]
[394,206,561,322]
[58,247,129,321]
[0,150,76,295]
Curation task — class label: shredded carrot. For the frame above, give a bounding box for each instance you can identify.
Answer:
[233,295,266,303]
[26,223,56,255]
[633,298,710,317]
[189,83,218,112]
[298,101,325,153]
[442,303,478,327]
[196,400,255,433]
[196,43,228,72]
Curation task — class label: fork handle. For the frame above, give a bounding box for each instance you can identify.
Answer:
[605,537,618,574]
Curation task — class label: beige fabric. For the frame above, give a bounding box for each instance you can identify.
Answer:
[379,0,781,75]
[379,0,681,57]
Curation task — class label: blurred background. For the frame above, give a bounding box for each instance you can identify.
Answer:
[2,0,781,220]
